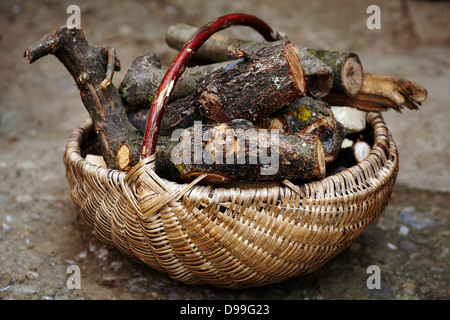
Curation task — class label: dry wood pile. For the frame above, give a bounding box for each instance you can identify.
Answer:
[24,13,427,185]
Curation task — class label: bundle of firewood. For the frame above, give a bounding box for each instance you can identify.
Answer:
[24,15,427,185]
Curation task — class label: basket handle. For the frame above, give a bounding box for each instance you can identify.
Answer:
[140,13,280,160]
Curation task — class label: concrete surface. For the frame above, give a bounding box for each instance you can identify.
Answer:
[0,0,448,300]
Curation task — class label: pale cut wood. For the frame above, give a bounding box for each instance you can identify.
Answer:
[325,73,428,112]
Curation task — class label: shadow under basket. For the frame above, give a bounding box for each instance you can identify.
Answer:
[64,112,398,289]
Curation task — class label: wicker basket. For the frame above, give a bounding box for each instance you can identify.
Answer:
[63,14,399,289]
[64,111,398,289]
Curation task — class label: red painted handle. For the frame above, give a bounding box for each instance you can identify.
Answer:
[140,13,279,159]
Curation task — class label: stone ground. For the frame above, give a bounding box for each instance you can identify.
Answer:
[0,0,448,300]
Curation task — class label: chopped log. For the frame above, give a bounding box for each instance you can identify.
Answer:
[305,48,364,97]
[324,73,428,112]
[132,41,307,136]
[196,41,306,123]
[119,52,233,112]
[258,97,345,163]
[24,26,142,171]
[154,119,326,185]
[128,94,202,137]
[165,23,333,98]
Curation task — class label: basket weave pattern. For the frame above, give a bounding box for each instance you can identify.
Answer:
[64,112,398,288]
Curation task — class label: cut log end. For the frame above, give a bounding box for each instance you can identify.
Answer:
[308,73,334,98]
[353,140,371,162]
[341,54,364,97]
[116,144,132,171]
[284,42,307,95]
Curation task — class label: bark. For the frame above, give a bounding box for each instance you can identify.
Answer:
[119,52,233,112]
[165,23,333,98]
[258,96,345,163]
[128,95,202,137]
[131,42,306,136]
[324,72,428,112]
[196,42,306,123]
[305,48,364,97]
[24,26,141,171]
[154,119,326,185]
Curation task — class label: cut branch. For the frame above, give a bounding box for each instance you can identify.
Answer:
[324,72,428,112]
[165,23,334,98]
[258,96,345,163]
[197,42,306,123]
[24,26,141,171]
[119,52,233,112]
[130,42,306,136]
[154,119,326,185]
[305,48,364,97]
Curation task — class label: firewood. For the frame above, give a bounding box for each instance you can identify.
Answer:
[196,42,306,123]
[258,97,345,163]
[131,41,306,137]
[165,23,333,98]
[119,52,233,112]
[24,26,142,171]
[128,97,202,137]
[154,119,326,185]
[305,48,364,97]
[324,73,427,112]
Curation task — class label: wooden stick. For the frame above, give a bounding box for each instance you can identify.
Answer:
[128,94,202,137]
[119,52,233,112]
[324,72,428,112]
[24,26,142,171]
[165,23,334,98]
[154,119,326,184]
[305,48,364,97]
[196,42,306,123]
[130,42,306,136]
[129,41,307,136]
[258,96,345,163]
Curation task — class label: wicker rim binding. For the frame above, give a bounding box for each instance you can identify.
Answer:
[64,112,398,289]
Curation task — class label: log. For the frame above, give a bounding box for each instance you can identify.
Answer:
[154,119,326,184]
[196,41,306,123]
[128,94,202,137]
[119,52,233,112]
[305,48,364,97]
[24,26,142,171]
[165,23,333,98]
[324,72,428,112]
[258,96,345,163]
[132,41,307,135]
